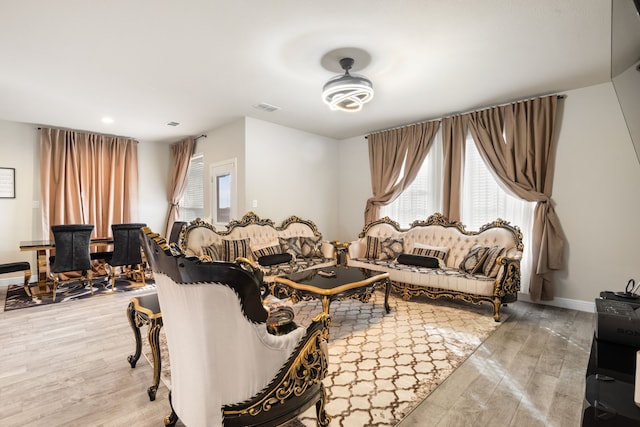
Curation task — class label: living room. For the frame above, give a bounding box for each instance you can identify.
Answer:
[1,1,640,426]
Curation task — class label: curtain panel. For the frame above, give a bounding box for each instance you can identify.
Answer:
[467,95,563,300]
[365,121,440,224]
[165,137,196,238]
[39,128,139,238]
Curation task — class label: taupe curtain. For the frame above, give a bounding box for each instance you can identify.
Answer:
[40,128,139,238]
[467,95,563,300]
[365,121,440,224]
[441,115,468,222]
[165,137,196,237]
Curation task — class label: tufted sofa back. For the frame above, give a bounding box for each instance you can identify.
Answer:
[179,212,330,260]
[353,213,523,268]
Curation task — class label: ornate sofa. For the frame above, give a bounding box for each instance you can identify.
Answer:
[176,212,336,282]
[347,213,523,321]
[141,227,332,427]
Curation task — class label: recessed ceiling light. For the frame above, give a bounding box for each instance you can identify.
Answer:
[101,116,114,124]
[167,121,180,126]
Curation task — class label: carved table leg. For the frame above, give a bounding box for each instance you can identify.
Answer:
[126,301,142,368]
[383,279,391,313]
[147,319,162,401]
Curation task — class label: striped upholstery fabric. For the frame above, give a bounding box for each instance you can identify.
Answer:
[222,238,251,262]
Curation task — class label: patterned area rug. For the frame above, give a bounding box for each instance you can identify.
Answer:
[3,277,156,311]
[143,291,505,426]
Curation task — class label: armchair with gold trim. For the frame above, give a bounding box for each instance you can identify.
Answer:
[140,227,331,427]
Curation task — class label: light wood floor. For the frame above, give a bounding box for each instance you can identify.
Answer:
[0,286,592,426]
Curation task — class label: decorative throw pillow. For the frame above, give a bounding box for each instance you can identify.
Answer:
[258,253,293,266]
[396,253,439,268]
[482,246,506,278]
[412,244,449,268]
[222,238,251,262]
[300,236,323,258]
[364,236,380,259]
[200,244,220,261]
[364,236,404,260]
[378,237,404,260]
[459,245,490,274]
[251,241,282,258]
[279,236,302,258]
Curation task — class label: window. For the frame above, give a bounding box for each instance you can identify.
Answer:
[381,129,534,292]
[461,135,535,290]
[380,135,443,227]
[211,158,237,226]
[180,154,204,222]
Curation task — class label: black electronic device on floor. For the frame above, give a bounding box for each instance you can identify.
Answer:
[596,291,640,348]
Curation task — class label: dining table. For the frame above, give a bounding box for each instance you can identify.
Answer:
[19,237,114,293]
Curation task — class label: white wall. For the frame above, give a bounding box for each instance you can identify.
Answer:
[137,139,171,234]
[0,120,39,275]
[553,82,640,302]
[335,82,640,305]
[196,118,246,223]
[337,134,371,241]
[245,117,339,239]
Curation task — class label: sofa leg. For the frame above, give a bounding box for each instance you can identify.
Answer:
[492,299,501,322]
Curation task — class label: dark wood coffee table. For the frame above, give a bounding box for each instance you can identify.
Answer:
[272,267,391,315]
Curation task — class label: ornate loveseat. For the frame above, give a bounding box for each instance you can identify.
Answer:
[176,212,336,282]
[347,213,523,321]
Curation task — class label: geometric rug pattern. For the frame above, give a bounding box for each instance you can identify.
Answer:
[142,291,504,427]
[4,277,155,311]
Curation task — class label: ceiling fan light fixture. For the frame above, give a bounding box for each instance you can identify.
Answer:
[322,57,373,112]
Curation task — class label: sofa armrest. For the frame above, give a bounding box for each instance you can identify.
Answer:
[494,255,521,300]
[348,239,365,259]
[321,240,335,259]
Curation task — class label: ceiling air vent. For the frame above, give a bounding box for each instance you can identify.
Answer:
[167,121,180,126]
[253,103,281,112]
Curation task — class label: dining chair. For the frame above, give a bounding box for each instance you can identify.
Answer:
[0,262,32,296]
[50,224,94,301]
[105,223,147,287]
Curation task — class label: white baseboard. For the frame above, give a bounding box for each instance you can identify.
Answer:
[518,292,595,313]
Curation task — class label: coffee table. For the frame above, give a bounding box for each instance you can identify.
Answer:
[272,267,391,315]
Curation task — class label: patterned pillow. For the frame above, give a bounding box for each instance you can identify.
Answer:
[482,246,506,278]
[365,236,404,260]
[300,236,323,258]
[279,236,302,258]
[251,241,282,258]
[459,245,490,274]
[412,244,449,268]
[201,244,220,261]
[222,238,251,262]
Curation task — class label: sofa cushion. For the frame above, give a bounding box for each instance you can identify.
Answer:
[258,253,293,266]
[222,238,251,262]
[412,243,449,268]
[252,241,282,258]
[201,244,220,261]
[482,246,506,278]
[299,236,323,258]
[397,253,439,268]
[279,236,303,258]
[459,245,490,274]
[365,236,404,260]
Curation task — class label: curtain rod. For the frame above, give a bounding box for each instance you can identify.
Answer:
[366,93,566,138]
[36,126,139,143]
[194,134,207,141]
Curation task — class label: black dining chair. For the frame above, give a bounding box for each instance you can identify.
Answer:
[50,224,94,301]
[105,223,148,287]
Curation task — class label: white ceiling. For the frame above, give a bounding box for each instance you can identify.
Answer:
[0,0,613,143]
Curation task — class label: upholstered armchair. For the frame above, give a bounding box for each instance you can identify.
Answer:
[140,228,331,427]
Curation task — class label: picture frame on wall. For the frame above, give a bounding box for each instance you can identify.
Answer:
[0,167,16,198]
